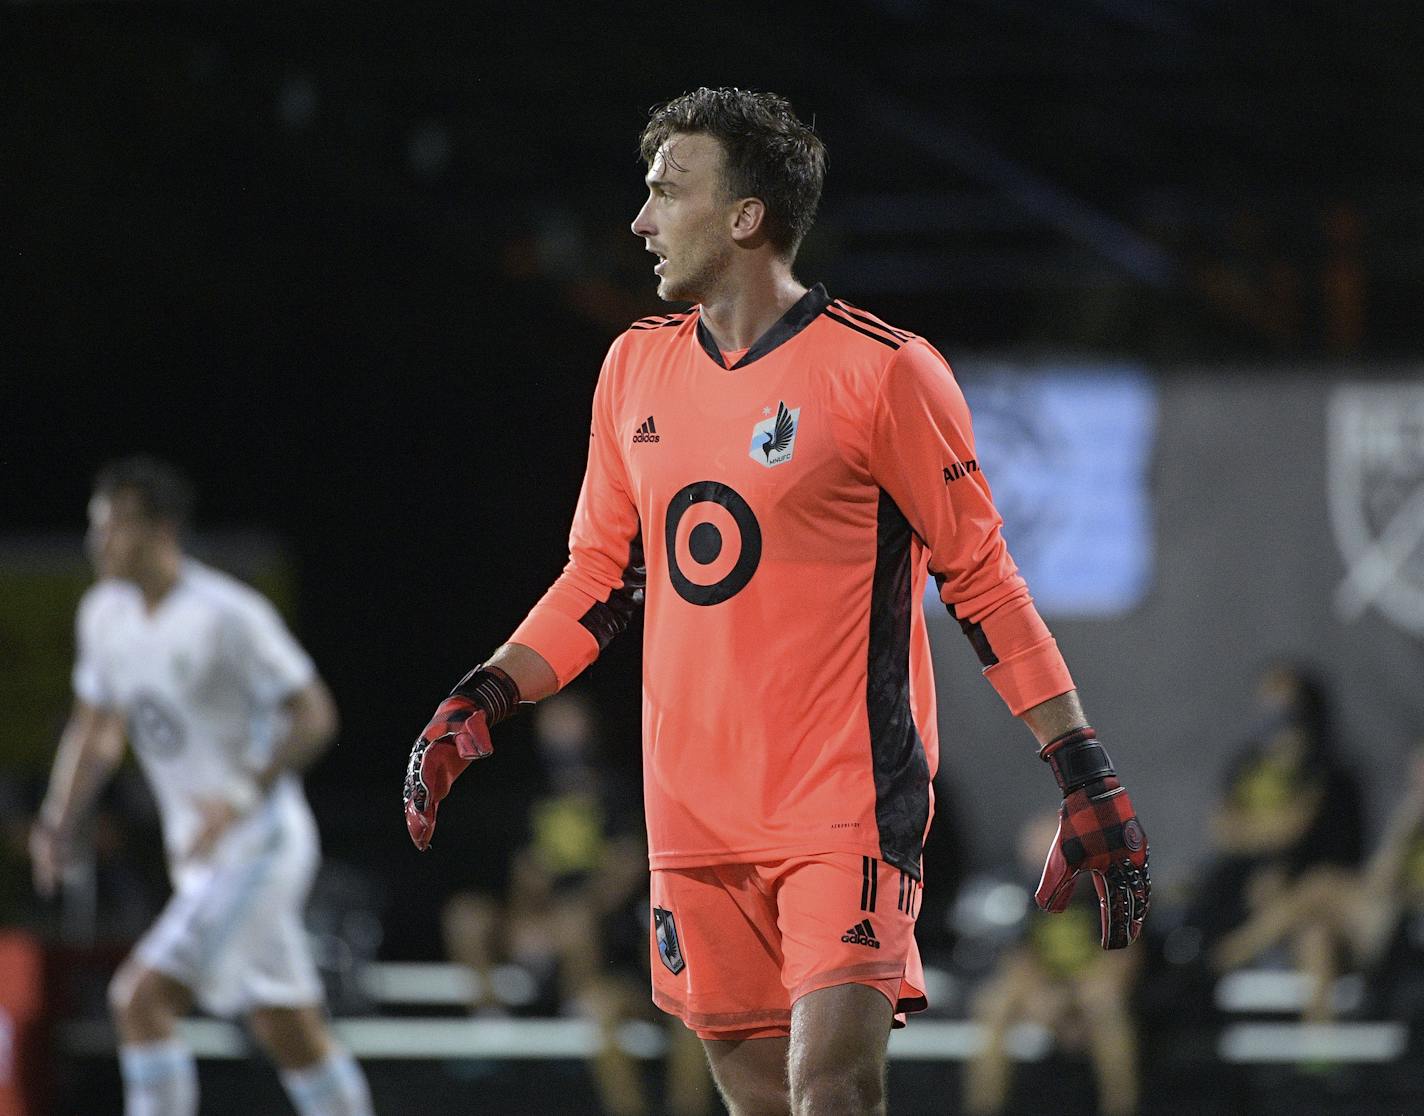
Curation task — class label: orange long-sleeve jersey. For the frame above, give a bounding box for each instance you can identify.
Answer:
[511,284,1072,877]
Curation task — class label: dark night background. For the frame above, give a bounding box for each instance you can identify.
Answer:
[3,0,1421,959]
[4,2,1424,1112]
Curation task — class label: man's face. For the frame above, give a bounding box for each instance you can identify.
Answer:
[86,490,161,581]
[631,132,738,303]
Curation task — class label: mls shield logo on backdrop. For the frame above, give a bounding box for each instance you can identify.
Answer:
[749,402,800,468]
[1328,384,1424,636]
[653,907,686,975]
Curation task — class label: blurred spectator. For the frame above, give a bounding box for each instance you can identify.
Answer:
[441,689,711,1116]
[1212,741,1424,1023]
[964,814,1142,1116]
[1187,661,1365,949]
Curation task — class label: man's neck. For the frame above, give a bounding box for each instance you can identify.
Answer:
[698,268,807,353]
[136,552,183,613]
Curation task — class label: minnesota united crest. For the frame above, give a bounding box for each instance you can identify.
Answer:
[749,401,800,468]
[653,907,686,975]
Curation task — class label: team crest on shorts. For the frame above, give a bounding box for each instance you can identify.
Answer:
[749,401,800,468]
[653,906,686,975]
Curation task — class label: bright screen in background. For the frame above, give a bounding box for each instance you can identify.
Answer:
[931,364,1159,620]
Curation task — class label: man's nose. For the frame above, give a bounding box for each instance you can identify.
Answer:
[631,198,655,238]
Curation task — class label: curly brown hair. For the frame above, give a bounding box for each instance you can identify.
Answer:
[640,87,826,260]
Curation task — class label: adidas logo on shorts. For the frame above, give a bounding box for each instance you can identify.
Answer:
[632,416,660,444]
[841,919,881,949]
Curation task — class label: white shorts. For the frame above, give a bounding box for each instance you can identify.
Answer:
[137,792,324,1017]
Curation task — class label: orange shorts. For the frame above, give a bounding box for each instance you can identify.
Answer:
[649,853,928,1041]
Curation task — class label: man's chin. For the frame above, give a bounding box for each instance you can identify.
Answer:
[657,275,698,304]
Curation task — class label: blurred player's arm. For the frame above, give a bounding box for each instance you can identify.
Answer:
[188,676,339,860]
[30,699,127,897]
[868,340,1149,948]
[405,335,641,849]
[257,676,339,791]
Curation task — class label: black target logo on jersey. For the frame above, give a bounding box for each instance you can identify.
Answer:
[664,481,762,606]
[129,690,186,758]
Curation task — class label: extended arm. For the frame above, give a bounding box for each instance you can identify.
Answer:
[256,677,340,792]
[1020,690,1090,747]
[31,700,127,897]
[187,676,341,859]
[482,643,559,704]
[867,340,1149,948]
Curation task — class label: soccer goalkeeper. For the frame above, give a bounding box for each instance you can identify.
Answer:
[405,87,1149,1115]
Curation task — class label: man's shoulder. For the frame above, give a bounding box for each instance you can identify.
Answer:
[614,310,696,356]
[596,311,696,388]
[77,579,137,627]
[818,296,921,354]
[180,561,280,624]
[623,309,695,337]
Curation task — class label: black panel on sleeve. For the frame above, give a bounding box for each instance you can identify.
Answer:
[577,531,647,651]
[939,575,1000,668]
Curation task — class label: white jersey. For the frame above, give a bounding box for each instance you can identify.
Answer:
[73,559,318,878]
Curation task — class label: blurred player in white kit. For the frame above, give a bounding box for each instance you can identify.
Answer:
[29,456,374,1116]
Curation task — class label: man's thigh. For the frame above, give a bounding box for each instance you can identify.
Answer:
[788,983,894,1110]
[137,837,322,1016]
[703,1035,791,1114]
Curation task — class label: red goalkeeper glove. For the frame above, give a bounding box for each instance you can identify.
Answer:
[1035,727,1150,949]
[403,665,520,851]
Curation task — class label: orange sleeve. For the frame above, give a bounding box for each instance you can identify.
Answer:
[509,336,644,688]
[868,339,1073,715]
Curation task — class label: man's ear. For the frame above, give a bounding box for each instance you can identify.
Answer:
[730,197,768,245]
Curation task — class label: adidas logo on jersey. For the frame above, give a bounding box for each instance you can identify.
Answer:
[632,416,660,444]
[841,919,881,949]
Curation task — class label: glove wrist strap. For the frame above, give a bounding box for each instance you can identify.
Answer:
[1040,726,1116,793]
[450,664,521,726]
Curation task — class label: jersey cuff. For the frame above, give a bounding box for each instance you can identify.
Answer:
[983,636,1074,716]
[270,661,317,706]
[72,678,112,710]
[508,605,601,689]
